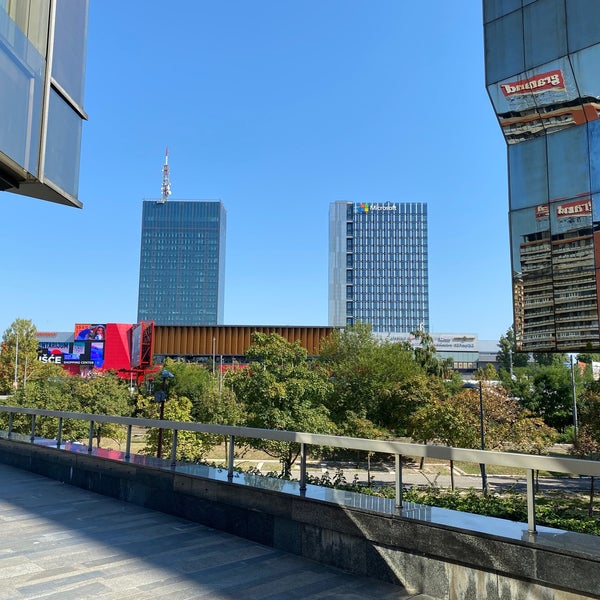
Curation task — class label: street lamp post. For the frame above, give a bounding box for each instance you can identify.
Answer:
[570,354,578,439]
[464,380,488,495]
[13,330,19,390]
[155,369,174,459]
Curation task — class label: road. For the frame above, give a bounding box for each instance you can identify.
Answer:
[224,457,596,496]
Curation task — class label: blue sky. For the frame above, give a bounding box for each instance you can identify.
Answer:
[0,1,511,341]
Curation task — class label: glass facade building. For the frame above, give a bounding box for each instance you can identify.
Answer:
[485,0,600,352]
[137,201,226,326]
[0,0,88,207]
[329,201,429,333]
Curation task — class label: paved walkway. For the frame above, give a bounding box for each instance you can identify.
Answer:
[0,464,434,600]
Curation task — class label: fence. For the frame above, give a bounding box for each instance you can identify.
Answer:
[0,403,599,534]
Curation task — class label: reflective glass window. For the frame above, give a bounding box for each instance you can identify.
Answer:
[566,0,600,53]
[589,120,600,195]
[570,43,600,100]
[0,8,43,175]
[523,0,567,71]
[44,88,82,198]
[485,10,524,85]
[483,0,521,24]
[547,124,590,200]
[52,0,88,106]
[508,136,548,210]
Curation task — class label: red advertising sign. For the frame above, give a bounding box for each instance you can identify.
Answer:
[556,199,592,218]
[500,70,565,98]
[535,205,549,219]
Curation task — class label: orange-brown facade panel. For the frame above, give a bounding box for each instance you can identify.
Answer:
[153,325,335,358]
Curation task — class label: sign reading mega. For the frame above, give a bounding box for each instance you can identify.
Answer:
[500,69,565,97]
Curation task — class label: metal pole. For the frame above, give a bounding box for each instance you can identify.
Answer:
[395,454,403,509]
[30,414,36,443]
[56,417,63,448]
[300,443,307,492]
[13,331,18,390]
[227,435,235,479]
[526,468,537,534]
[125,424,132,459]
[479,381,488,495]
[157,400,165,459]
[571,354,578,438]
[170,429,178,467]
[88,420,94,452]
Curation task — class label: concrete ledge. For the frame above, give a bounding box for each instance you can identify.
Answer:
[1,439,598,599]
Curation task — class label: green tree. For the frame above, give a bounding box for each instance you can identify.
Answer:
[496,326,529,373]
[160,359,214,420]
[68,372,133,447]
[4,364,86,440]
[140,392,216,461]
[522,364,578,432]
[532,352,568,367]
[226,332,334,475]
[319,323,433,436]
[0,319,39,394]
[410,384,555,454]
[572,382,600,460]
[411,330,453,378]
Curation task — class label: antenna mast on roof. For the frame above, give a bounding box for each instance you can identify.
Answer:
[158,146,172,204]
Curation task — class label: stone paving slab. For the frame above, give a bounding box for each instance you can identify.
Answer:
[0,464,435,599]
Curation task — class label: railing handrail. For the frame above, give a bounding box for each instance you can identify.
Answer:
[0,404,598,477]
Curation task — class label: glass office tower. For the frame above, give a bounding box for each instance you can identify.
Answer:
[137,201,226,326]
[0,0,88,207]
[484,0,600,352]
[329,201,429,333]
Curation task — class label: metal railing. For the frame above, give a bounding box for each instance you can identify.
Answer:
[0,404,599,534]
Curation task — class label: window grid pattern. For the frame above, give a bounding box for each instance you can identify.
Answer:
[137,201,226,326]
[329,201,429,333]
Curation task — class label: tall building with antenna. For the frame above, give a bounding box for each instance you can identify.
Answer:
[137,150,226,326]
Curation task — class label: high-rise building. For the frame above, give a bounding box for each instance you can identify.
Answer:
[329,201,429,333]
[137,200,226,326]
[0,1,89,207]
[484,0,600,352]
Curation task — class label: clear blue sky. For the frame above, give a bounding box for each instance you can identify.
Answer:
[0,1,511,341]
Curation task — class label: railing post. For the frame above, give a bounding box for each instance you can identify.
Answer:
[30,414,36,442]
[88,421,94,453]
[125,424,132,459]
[7,412,13,439]
[395,454,403,509]
[171,429,178,467]
[227,435,235,479]
[56,417,63,448]
[526,468,537,534]
[300,442,307,493]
